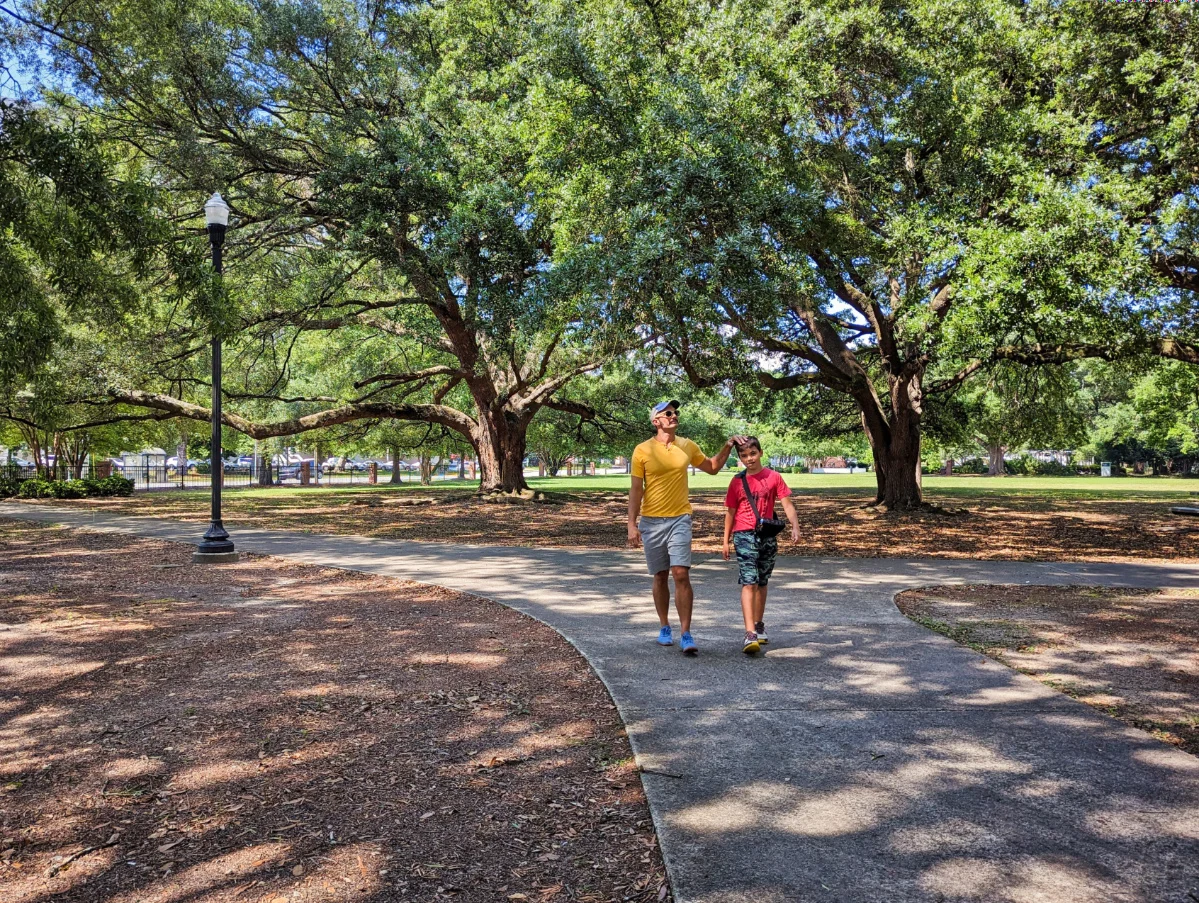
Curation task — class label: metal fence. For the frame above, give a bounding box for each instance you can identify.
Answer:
[4,459,476,492]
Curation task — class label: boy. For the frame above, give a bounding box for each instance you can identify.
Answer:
[722,438,800,654]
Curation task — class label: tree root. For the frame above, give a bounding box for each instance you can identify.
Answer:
[479,488,554,503]
[862,500,965,517]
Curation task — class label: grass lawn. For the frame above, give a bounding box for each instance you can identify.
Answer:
[85,471,1199,503]
[15,470,1199,562]
[537,472,1199,501]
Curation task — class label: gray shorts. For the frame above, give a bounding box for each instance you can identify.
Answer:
[639,514,693,575]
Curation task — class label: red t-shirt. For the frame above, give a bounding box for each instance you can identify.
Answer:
[725,468,792,533]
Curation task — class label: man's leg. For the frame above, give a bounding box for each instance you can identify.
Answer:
[671,565,693,634]
[653,570,671,627]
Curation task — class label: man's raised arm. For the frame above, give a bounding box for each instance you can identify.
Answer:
[697,436,747,475]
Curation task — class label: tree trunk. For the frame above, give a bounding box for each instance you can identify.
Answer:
[987,443,1006,476]
[390,446,403,483]
[859,377,925,510]
[473,410,532,493]
[941,457,953,476]
[419,452,433,485]
[866,425,923,509]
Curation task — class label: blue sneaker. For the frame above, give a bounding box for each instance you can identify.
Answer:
[680,632,698,656]
[656,625,673,646]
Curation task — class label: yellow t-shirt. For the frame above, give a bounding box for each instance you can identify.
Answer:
[631,436,708,517]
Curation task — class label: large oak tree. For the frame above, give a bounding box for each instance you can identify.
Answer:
[12,0,628,492]
[532,0,1199,508]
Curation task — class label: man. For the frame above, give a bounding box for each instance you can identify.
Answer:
[628,400,743,656]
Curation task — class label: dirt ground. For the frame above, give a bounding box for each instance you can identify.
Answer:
[896,584,1199,756]
[23,488,1199,562]
[0,520,670,903]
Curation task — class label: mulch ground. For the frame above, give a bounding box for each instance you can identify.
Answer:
[0,520,670,903]
[896,584,1199,756]
[23,488,1199,562]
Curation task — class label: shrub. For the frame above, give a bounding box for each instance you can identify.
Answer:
[954,458,988,475]
[18,479,56,498]
[0,475,21,498]
[1003,455,1033,475]
[95,474,134,496]
[13,474,132,499]
[1032,460,1075,477]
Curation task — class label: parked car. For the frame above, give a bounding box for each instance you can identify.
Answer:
[270,454,314,482]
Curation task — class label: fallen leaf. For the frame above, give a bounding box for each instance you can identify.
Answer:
[419,811,435,821]
[292,864,304,876]
[157,839,184,853]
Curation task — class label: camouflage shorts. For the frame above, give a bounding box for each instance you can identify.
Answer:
[732,530,778,586]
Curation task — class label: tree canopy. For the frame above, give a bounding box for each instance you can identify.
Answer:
[2,0,1196,502]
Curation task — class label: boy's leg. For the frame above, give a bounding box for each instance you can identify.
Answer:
[740,584,758,632]
[755,536,778,627]
[733,531,761,632]
[653,570,671,627]
[671,566,693,633]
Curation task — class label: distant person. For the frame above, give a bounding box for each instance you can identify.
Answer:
[722,437,800,654]
[628,400,744,656]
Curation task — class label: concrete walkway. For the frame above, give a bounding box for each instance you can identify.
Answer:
[4,503,1199,903]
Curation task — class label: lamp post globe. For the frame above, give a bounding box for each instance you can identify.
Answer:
[195,191,237,562]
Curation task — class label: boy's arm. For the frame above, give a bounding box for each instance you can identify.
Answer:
[781,496,800,542]
[722,507,735,559]
[627,476,644,547]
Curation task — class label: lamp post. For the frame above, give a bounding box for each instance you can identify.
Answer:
[194,192,238,562]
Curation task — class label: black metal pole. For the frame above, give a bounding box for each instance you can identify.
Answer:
[198,222,234,555]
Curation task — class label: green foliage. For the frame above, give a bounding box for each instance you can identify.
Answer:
[0,475,20,498]
[13,473,132,498]
[0,102,163,389]
[17,478,80,498]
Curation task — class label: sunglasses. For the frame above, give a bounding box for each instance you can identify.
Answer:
[657,410,679,418]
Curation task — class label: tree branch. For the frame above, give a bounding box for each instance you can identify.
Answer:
[107,389,478,440]
[353,365,462,390]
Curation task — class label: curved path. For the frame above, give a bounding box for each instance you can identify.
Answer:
[4,503,1199,902]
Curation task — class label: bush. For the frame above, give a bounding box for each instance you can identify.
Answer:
[14,474,133,499]
[953,458,988,475]
[18,479,58,498]
[0,475,21,498]
[95,474,134,496]
[195,461,211,475]
[1032,460,1075,477]
[1003,455,1032,475]
[1075,464,1101,475]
